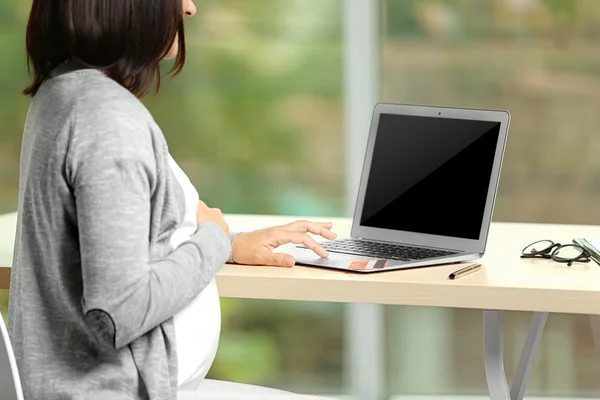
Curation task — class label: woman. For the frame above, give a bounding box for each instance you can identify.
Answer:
[8,0,337,399]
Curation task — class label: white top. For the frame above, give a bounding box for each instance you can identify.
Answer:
[168,156,221,389]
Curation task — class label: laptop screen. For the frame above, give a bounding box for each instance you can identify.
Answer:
[359,113,501,240]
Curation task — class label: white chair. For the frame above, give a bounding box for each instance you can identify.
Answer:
[0,312,24,400]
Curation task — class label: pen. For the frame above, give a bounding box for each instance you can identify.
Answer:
[448,263,482,280]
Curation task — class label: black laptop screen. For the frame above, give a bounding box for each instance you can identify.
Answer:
[359,113,501,240]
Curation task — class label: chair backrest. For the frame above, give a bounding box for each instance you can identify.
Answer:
[0,312,24,400]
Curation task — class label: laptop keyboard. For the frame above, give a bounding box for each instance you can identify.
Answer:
[307,239,458,261]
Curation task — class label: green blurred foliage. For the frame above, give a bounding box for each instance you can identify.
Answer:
[210,332,280,382]
[145,0,345,216]
[211,299,344,390]
[0,0,346,216]
[0,0,346,391]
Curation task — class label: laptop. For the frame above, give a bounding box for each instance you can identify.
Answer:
[282,102,510,273]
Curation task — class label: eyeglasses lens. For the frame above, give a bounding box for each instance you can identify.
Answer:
[523,240,554,255]
[553,245,584,261]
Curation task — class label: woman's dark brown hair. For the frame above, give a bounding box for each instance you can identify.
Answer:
[24,0,187,98]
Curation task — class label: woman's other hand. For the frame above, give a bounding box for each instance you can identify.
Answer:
[196,200,230,239]
[231,220,337,267]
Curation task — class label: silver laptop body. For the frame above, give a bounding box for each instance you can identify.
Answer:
[282,102,510,273]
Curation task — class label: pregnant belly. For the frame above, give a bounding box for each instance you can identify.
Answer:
[174,278,221,388]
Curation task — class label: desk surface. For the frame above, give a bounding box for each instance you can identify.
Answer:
[3,212,600,314]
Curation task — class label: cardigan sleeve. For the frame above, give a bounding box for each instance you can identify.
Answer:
[67,106,230,349]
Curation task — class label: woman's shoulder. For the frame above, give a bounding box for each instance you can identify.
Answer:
[40,68,155,129]
[78,70,153,122]
[37,69,168,168]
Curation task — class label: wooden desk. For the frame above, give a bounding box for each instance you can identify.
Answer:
[2,212,600,400]
[0,212,15,290]
[3,213,600,313]
[218,217,600,315]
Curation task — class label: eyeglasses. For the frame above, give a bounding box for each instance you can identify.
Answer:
[521,240,590,266]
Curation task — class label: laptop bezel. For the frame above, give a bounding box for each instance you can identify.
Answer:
[350,102,511,254]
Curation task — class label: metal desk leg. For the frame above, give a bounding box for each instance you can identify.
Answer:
[510,312,548,400]
[483,311,548,400]
[484,310,511,400]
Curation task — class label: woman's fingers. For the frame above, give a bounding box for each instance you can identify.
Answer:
[242,222,336,267]
[270,252,296,267]
[284,220,337,240]
[285,220,332,230]
[272,229,329,258]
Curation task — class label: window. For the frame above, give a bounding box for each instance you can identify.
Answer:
[382,0,600,396]
[3,0,600,397]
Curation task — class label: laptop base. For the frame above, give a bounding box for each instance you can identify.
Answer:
[277,243,480,273]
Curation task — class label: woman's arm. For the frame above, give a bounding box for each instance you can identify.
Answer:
[68,108,229,350]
